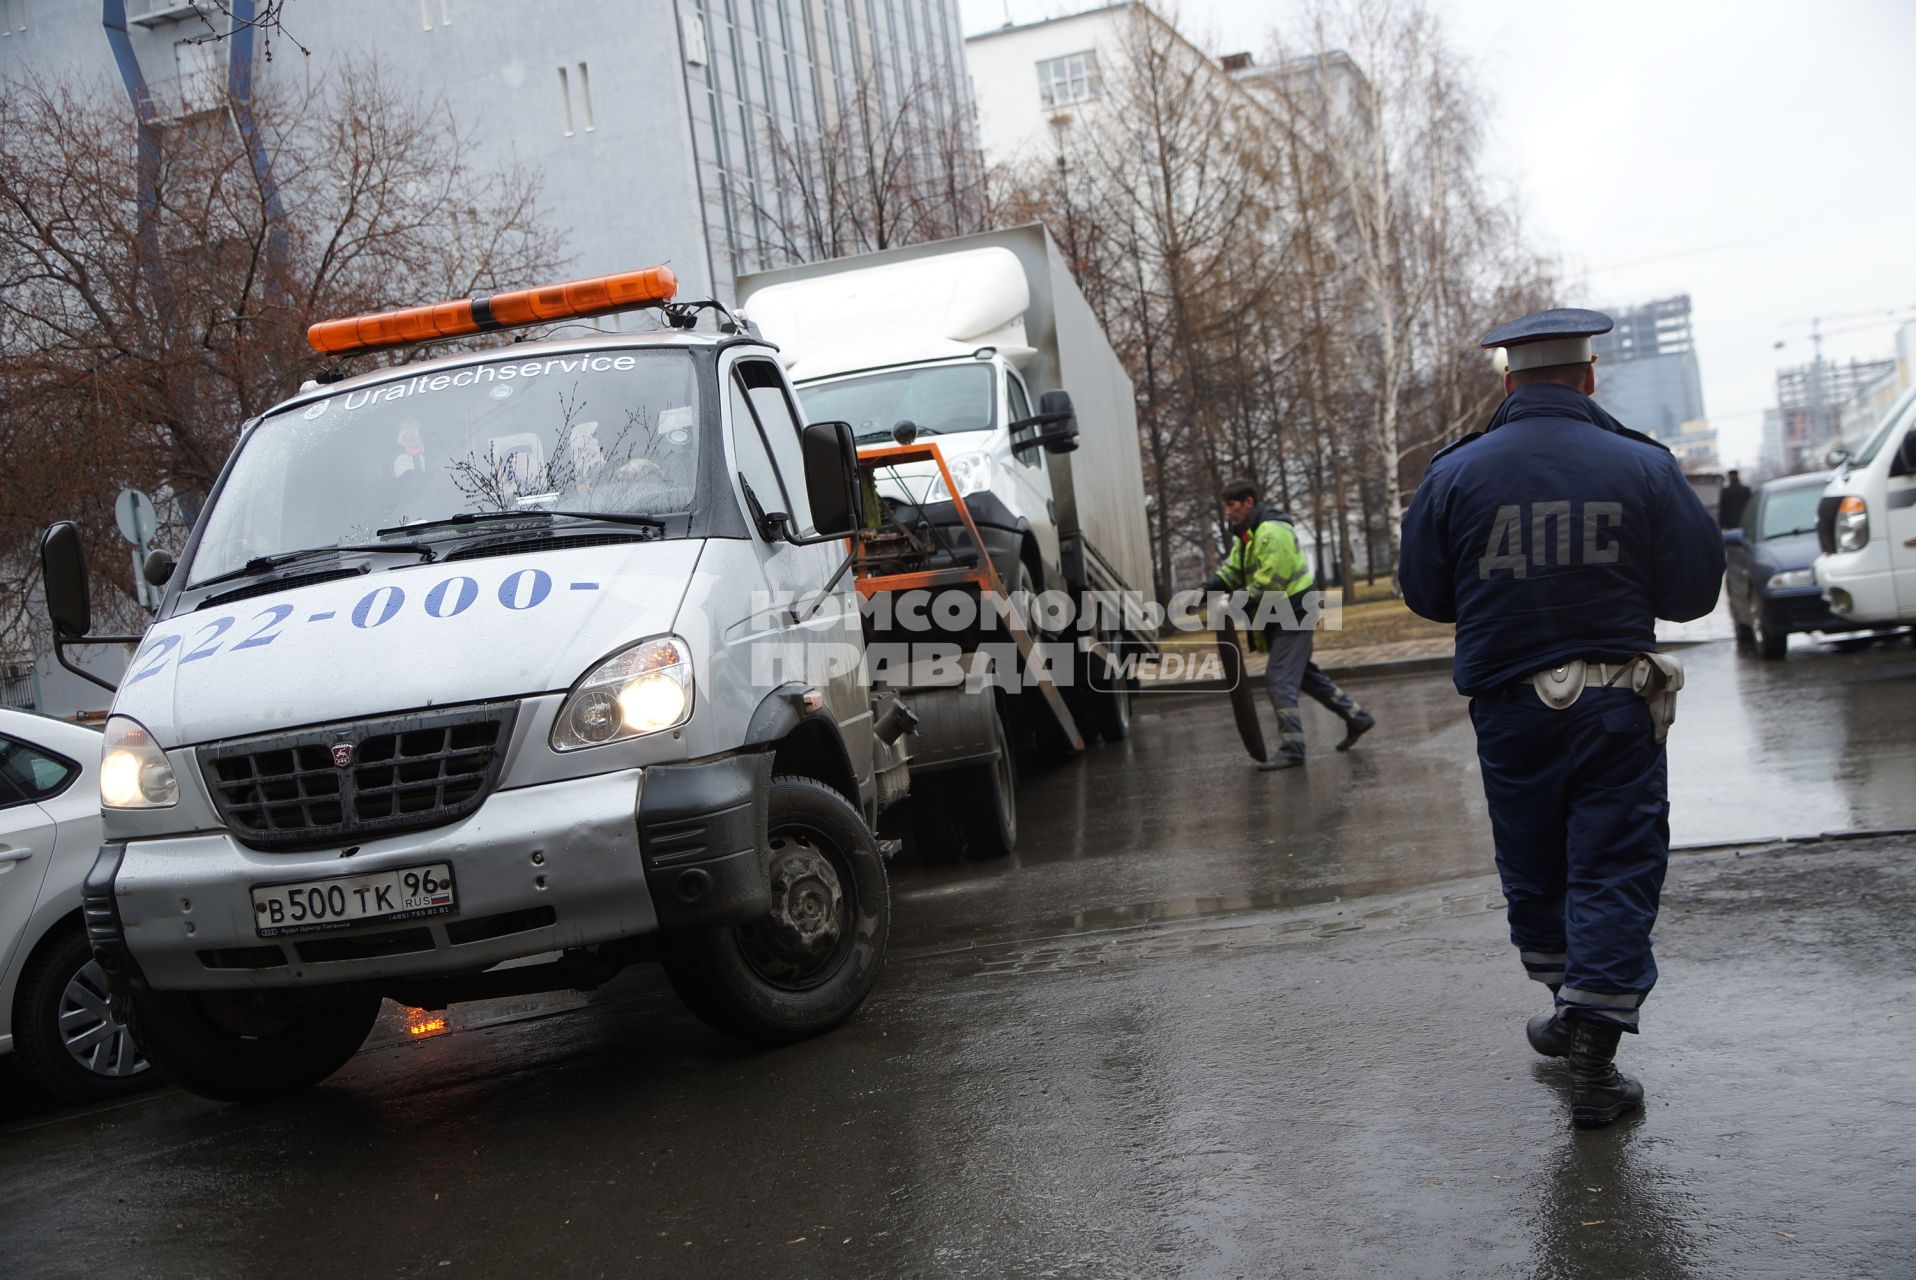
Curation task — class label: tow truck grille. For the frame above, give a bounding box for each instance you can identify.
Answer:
[199,703,517,850]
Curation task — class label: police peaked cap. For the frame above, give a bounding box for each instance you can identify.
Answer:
[1480,308,1614,373]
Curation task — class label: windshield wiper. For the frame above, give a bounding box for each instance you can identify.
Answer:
[377,510,668,537]
[190,542,437,590]
[854,426,943,444]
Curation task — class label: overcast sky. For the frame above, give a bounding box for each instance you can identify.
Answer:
[957,0,1916,467]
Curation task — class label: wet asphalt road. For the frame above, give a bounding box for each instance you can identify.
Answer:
[2,634,1913,1278]
[896,633,1916,951]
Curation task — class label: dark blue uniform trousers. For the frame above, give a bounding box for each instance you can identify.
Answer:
[1469,685,1669,1031]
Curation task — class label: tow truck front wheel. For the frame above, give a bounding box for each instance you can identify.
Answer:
[128,985,382,1103]
[662,776,890,1046]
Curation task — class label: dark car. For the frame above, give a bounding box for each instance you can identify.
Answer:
[1724,471,1866,659]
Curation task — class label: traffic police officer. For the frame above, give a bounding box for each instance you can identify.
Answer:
[1396,309,1724,1128]
[1204,478,1375,769]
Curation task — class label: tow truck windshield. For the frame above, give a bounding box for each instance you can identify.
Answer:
[190,350,703,586]
[797,363,996,445]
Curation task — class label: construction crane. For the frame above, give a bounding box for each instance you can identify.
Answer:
[1770,305,1916,469]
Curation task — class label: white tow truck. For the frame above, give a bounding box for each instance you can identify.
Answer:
[37,267,1002,1102]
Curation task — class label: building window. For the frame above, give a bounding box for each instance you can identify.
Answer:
[1036,51,1098,108]
[557,63,594,136]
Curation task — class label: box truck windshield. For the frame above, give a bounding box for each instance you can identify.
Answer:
[796,363,996,444]
[190,351,704,585]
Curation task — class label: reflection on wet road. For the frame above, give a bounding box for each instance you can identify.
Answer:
[893,636,1916,950]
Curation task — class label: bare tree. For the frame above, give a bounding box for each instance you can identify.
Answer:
[1000,5,1289,597]
[0,67,565,656]
[748,70,996,268]
[1259,0,1555,579]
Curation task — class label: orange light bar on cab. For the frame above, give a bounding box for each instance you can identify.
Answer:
[307,266,679,356]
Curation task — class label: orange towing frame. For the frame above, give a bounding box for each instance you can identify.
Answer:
[853,441,1084,752]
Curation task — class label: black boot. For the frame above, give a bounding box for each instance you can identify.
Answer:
[1526,1009,1572,1058]
[1335,710,1375,752]
[1569,1018,1644,1129]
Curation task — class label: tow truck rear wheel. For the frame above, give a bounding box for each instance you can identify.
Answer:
[907,700,1017,862]
[127,985,382,1103]
[662,776,890,1046]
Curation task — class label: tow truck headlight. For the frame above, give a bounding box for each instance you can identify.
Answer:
[100,716,179,809]
[925,450,993,503]
[1766,569,1816,591]
[551,636,694,751]
[1835,496,1868,552]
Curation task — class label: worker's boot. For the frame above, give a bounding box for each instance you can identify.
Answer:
[1336,710,1375,752]
[1569,1018,1644,1129]
[1258,754,1304,772]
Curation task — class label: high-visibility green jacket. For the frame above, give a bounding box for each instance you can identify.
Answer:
[1207,504,1315,603]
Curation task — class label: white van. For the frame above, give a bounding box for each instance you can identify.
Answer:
[38,271,920,1102]
[1815,385,1916,625]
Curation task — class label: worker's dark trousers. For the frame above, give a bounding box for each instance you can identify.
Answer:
[1261,623,1363,760]
[1470,685,1669,1031]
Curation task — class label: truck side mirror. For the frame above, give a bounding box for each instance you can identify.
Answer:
[1038,390,1079,454]
[40,521,93,640]
[801,420,858,537]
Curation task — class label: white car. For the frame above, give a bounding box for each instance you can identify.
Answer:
[1,707,153,1101]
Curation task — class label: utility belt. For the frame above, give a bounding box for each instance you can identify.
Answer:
[1492,654,1686,744]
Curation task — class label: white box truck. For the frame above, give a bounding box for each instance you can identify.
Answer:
[739,225,1158,748]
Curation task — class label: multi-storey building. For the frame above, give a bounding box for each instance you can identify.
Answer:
[0,0,975,301]
[1589,295,1711,462]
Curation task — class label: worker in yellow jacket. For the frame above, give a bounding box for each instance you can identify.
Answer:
[1204,477,1375,769]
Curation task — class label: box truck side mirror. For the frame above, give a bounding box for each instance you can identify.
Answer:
[801,420,859,538]
[1038,390,1080,454]
[1012,391,1081,456]
[40,521,93,640]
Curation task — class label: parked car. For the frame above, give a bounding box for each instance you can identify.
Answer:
[0,708,153,1102]
[1725,471,1869,660]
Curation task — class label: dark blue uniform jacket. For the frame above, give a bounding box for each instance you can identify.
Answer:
[1398,383,1725,696]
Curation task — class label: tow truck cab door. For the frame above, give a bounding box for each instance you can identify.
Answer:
[722,353,873,783]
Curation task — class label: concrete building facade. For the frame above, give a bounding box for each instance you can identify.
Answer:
[0,0,974,303]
